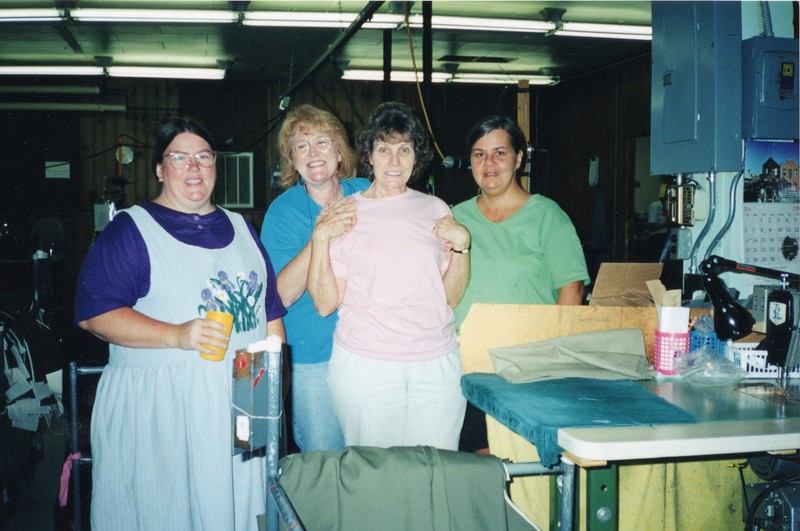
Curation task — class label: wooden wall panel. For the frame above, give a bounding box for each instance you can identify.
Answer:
[532,55,651,276]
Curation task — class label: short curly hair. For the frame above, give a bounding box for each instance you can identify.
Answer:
[277,104,357,189]
[356,102,433,184]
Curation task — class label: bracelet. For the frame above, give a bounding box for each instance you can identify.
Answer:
[451,247,470,254]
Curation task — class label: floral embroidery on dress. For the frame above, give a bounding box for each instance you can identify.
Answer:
[198,270,263,333]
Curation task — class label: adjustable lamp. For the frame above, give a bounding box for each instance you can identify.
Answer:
[700,256,756,341]
[700,255,800,370]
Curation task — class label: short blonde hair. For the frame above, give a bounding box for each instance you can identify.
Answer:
[277,104,357,189]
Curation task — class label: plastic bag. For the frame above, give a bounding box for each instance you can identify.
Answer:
[674,346,748,387]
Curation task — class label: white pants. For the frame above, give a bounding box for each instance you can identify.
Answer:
[327,342,467,450]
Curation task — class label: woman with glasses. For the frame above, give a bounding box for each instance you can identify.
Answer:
[74,116,286,530]
[307,102,470,450]
[261,104,370,452]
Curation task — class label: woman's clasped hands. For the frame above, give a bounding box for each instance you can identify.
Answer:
[314,196,359,240]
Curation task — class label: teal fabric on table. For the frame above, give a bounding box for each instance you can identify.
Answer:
[278,445,534,530]
[461,375,697,467]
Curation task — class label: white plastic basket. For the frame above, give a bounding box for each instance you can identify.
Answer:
[724,342,800,379]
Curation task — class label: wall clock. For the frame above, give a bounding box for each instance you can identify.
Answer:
[116,145,134,165]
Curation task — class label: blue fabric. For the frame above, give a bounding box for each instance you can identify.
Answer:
[461,374,697,467]
[261,178,370,364]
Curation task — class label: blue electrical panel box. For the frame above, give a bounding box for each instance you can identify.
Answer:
[742,36,799,140]
[651,1,742,175]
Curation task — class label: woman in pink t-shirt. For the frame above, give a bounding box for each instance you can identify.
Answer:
[307,102,470,450]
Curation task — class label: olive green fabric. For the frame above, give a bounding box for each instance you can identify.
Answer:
[278,445,534,530]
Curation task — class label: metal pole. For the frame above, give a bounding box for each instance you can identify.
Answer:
[264,337,303,530]
[383,28,392,102]
[69,362,82,531]
[560,460,577,531]
[69,363,104,531]
[422,1,432,108]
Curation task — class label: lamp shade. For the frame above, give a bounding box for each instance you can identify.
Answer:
[701,273,755,341]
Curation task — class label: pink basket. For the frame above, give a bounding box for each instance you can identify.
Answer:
[654,330,690,375]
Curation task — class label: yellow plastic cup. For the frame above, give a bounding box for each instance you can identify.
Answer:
[200,310,234,361]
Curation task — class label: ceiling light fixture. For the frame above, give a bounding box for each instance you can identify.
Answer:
[243,11,354,28]
[341,69,452,83]
[69,8,239,23]
[406,15,552,33]
[0,85,100,94]
[106,66,227,80]
[540,8,651,41]
[0,66,105,76]
[0,102,126,112]
[451,73,557,85]
[340,69,558,86]
[558,22,652,41]
[0,65,226,80]
[0,8,63,22]
[242,11,400,29]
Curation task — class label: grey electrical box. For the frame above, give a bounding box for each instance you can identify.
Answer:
[650,1,742,175]
[669,227,693,260]
[742,36,799,140]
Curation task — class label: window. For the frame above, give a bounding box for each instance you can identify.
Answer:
[214,152,253,208]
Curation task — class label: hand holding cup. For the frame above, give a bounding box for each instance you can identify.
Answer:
[200,310,234,361]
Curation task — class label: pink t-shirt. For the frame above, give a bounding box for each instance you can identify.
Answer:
[330,188,458,361]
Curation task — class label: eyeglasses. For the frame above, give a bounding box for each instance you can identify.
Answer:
[163,150,217,169]
[292,137,334,156]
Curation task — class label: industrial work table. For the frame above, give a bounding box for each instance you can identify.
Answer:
[559,379,800,464]
[462,373,800,530]
[458,303,800,530]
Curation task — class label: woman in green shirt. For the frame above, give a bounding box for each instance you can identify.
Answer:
[453,115,589,451]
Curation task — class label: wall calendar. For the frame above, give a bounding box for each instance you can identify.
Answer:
[743,140,800,272]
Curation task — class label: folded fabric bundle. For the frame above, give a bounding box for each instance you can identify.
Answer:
[490,328,650,383]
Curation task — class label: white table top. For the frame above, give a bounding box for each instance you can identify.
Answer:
[558,380,800,462]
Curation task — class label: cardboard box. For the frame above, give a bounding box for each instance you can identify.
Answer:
[589,263,663,307]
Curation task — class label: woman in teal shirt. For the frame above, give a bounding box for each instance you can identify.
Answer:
[261,105,370,452]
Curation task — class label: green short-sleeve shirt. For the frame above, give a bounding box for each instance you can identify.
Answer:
[452,195,589,331]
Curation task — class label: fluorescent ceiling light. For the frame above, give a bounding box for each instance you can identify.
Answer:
[0,8,63,22]
[0,102,125,112]
[558,22,652,41]
[107,66,226,80]
[0,66,105,76]
[244,11,355,28]
[0,65,226,80]
[556,30,651,41]
[242,11,401,29]
[341,69,557,86]
[0,85,100,94]
[70,8,239,23]
[451,73,557,86]
[341,70,451,83]
[407,15,552,33]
